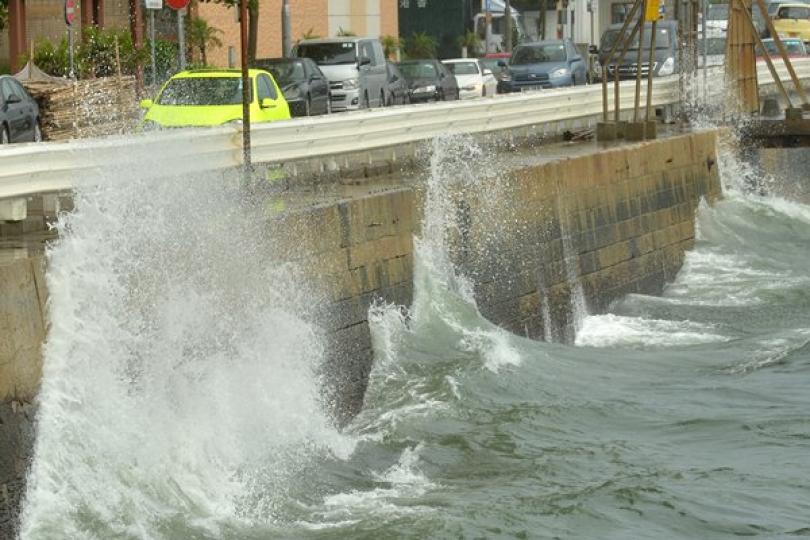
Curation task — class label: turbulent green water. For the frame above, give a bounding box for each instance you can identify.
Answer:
[19,140,810,539]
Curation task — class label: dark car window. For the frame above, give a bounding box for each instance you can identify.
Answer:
[512,43,567,64]
[360,41,375,64]
[258,74,277,100]
[779,5,810,18]
[297,42,357,65]
[158,77,251,106]
[1,79,19,102]
[601,26,673,50]
[263,61,306,84]
[398,62,438,80]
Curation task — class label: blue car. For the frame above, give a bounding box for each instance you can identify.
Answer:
[500,39,587,92]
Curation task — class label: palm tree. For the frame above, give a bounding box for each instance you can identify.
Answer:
[404,32,437,59]
[380,35,400,60]
[187,17,223,66]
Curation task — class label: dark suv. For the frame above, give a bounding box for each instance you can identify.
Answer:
[598,19,680,80]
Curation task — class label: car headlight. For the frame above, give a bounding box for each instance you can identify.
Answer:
[413,85,437,93]
[551,67,570,78]
[342,78,360,90]
[658,57,675,76]
[500,72,512,81]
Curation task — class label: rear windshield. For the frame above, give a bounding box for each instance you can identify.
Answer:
[512,43,566,64]
[398,62,438,79]
[760,38,806,55]
[158,77,250,106]
[258,61,306,84]
[444,61,479,75]
[297,42,357,65]
[601,26,673,51]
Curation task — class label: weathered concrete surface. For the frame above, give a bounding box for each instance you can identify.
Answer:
[0,131,722,530]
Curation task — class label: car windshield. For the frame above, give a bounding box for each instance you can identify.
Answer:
[601,26,673,51]
[444,61,479,75]
[157,77,250,106]
[398,62,438,80]
[698,37,726,54]
[706,3,729,20]
[778,5,810,17]
[761,38,806,55]
[512,44,567,64]
[297,42,357,65]
[257,60,305,84]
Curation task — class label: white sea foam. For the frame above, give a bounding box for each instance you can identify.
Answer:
[575,314,729,348]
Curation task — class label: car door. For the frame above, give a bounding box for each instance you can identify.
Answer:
[306,60,329,114]
[11,79,37,139]
[1,79,29,142]
[256,73,288,121]
[438,62,458,100]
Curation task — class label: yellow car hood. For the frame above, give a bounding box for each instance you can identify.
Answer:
[144,104,243,127]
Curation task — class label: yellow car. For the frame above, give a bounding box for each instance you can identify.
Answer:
[772,4,810,43]
[139,69,291,128]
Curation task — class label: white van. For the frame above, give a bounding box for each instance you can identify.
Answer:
[293,37,388,111]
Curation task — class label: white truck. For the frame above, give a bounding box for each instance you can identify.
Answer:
[473,0,528,53]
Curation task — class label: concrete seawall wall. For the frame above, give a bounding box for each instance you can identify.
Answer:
[0,131,721,534]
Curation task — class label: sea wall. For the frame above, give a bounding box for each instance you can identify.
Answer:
[0,131,722,534]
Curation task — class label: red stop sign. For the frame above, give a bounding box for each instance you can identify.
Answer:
[64,0,77,25]
[166,0,190,9]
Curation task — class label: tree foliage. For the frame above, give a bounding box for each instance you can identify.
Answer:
[403,32,437,59]
[198,0,259,62]
[187,16,223,65]
[379,35,400,59]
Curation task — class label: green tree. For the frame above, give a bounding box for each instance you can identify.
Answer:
[379,35,400,60]
[336,27,356,37]
[403,32,437,59]
[0,0,7,33]
[187,16,222,66]
[457,30,480,57]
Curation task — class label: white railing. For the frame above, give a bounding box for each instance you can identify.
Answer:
[1,57,808,204]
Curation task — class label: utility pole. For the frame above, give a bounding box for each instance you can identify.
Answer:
[282,0,292,57]
[505,0,513,53]
[240,0,251,175]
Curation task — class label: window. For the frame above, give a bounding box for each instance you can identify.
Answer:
[158,77,250,106]
[1,79,16,102]
[780,5,810,18]
[512,43,567,64]
[444,61,479,75]
[360,42,375,64]
[297,42,357,65]
[257,75,277,101]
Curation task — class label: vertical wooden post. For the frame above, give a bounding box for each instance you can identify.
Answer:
[8,0,27,73]
[726,0,759,113]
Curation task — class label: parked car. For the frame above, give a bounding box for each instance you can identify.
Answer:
[441,58,497,98]
[500,39,587,91]
[0,75,41,144]
[479,53,512,93]
[293,37,388,111]
[757,37,808,57]
[772,4,810,42]
[139,69,290,129]
[598,20,679,80]
[253,57,329,116]
[397,59,460,102]
[385,62,410,105]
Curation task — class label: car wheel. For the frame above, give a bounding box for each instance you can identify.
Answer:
[33,121,42,142]
[1,124,9,144]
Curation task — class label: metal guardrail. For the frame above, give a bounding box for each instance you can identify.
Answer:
[1,58,808,203]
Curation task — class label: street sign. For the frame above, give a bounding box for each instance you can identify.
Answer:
[64,0,77,25]
[145,0,162,9]
[166,0,190,10]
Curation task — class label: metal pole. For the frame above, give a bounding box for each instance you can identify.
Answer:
[68,26,75,78]
[150,9,156,87]
[240,0,252,175]
[505,0,513,53]
[485,3,493,54]
[633,0,647,121]
[282,0,292,57]
[646,18,657,120]
[614,16,644,122]
[600,0,643,120]
[701,0,707,98]
[177,8,187,70]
